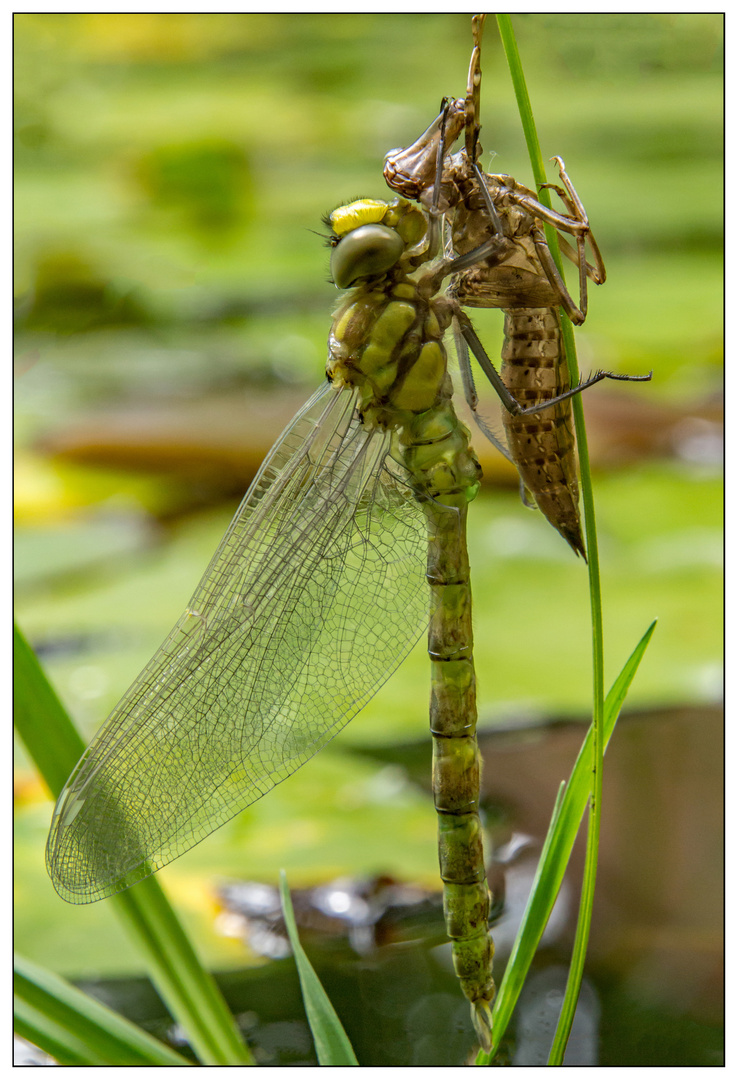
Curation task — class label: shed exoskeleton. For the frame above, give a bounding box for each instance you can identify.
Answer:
[384,15,650,557]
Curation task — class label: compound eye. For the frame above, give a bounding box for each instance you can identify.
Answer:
[330,224,404,289]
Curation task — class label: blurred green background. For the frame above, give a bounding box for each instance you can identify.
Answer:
[14,10,722,1033]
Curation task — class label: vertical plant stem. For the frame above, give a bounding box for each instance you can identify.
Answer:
[495,14,605,1066]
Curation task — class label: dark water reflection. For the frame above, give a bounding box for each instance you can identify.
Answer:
[67,703,722,1066]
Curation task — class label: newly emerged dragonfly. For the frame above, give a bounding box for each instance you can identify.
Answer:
[384,14,650,556]
[45,18,643,1051]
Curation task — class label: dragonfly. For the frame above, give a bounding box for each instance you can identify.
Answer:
[384,14,651,557]
[45,18,640,1052]
[45,191,507,1045]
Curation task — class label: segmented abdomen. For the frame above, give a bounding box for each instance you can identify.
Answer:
[501,307,585,558]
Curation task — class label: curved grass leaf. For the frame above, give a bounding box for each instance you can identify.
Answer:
[476,620,657,1064]
[279,871,359,1066]
[14,953,191,1066]
[13,622,253,1066]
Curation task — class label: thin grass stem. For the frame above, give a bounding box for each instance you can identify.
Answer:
[495,14,605,1066]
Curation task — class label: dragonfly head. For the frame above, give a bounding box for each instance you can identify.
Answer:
[383,98,465,205]
[327,198,427,289]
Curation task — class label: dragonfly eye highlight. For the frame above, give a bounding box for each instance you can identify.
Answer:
[330,224,404,289]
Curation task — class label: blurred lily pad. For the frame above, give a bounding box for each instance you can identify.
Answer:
[14,509,157,591]
[133,138,254,235]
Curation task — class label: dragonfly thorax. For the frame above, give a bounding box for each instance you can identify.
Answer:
[327,276,446,413]
[325,198,480,507]
[327,279,479,506]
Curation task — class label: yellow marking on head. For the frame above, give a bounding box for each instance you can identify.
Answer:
[330,199,389,236]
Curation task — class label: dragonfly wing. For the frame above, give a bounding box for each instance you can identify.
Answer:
[47,382,432,903]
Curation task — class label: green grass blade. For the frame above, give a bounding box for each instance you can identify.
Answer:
[14,953,192,1066]
[13,621,254,1066]
[13,623,87,791]
[476,621,656,1064]
[111,878,252,1065]
[279,871,359,1066]
[495,15,549,192]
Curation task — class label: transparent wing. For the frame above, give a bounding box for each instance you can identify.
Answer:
[46,382,434,903]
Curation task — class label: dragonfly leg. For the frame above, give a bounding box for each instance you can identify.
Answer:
[422,109,450,264]
[433,96,471,258]
[530,225,588,324]
[542,157,606,284]
[453,316,514,463]
[456,308,652,417]
[509,158,606,320]
[513,368,654,417]
[416,228,507,299]
[471,159,504,240]
[383,98,465,214]
[509,190,590,236]
[418,22,507,294]
[554,232,605,287]
[419,97,473,267]
[420,166,508,290]
[425,103,504,277]
[455,308,542,416]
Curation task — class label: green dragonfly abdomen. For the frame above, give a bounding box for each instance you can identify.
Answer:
[426,496,494,1039]
[327,200,494,1043]
[400,404,481,509]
